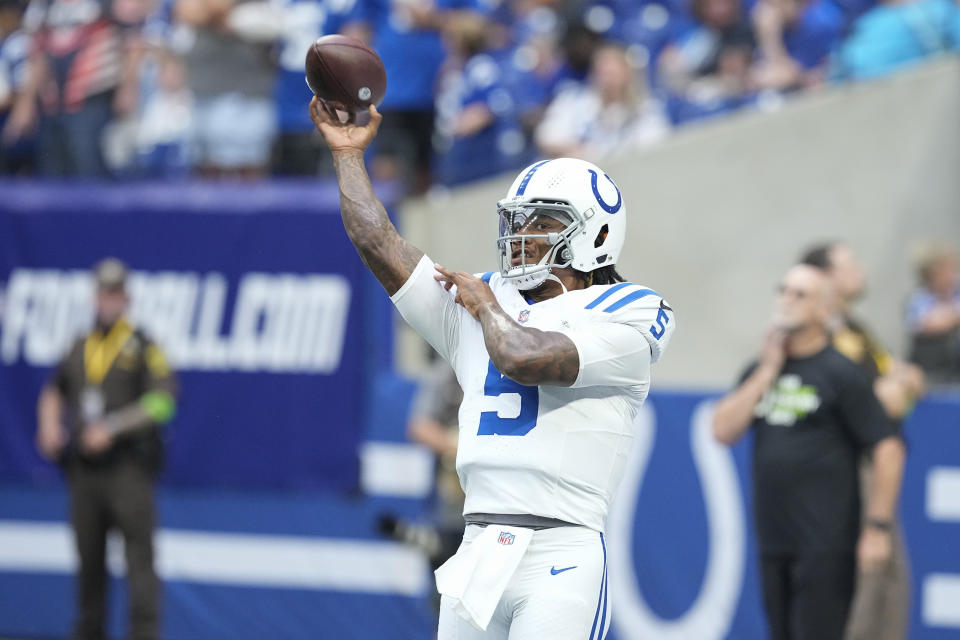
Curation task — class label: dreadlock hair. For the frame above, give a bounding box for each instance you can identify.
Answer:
[569,218,624,286]
[799,243,838,271]
[574,265,625,287]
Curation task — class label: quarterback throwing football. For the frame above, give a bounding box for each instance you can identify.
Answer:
[311,99,676,640]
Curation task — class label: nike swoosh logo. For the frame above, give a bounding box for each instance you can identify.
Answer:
[660,299,673,312]
[550,565,577,575]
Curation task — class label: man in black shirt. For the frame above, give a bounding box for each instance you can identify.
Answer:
[712,263,905,640]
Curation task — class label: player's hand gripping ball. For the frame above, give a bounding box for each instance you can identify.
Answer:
[305,35,386,117]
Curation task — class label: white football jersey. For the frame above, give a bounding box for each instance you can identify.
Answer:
[392,256,676,532]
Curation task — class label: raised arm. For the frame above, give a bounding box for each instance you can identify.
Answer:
[310,99,423,295]
[712,329,786,445]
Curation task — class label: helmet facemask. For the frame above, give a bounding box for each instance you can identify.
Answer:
[496,200,583,291]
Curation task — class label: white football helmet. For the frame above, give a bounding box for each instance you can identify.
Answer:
[497,158,627,290]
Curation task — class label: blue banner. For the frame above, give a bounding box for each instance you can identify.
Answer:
[0,181,397,490]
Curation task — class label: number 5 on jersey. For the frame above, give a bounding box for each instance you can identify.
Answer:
[651,301,671,340]
[477,360,539,436]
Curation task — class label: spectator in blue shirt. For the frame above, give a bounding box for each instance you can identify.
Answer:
[557,20,604,86]
[831,0,959,80]
[578,0,680,63]
[495,4,566,166]
[359,0,479,194]
[0,0,33,174]
[125,0,191,177]
[751,0,844,90]
[501,31,565,121]
[273,0,363,175]
[906,245,960,386]
[953,0,960,42]
[135,49,192,177]
[827,0,880,23]
[657,0,758,123]
[433,10,525,185]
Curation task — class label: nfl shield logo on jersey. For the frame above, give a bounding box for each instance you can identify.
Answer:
[498,531,516,545]
[517,310,530,324]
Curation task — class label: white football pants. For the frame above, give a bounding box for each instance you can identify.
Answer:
[438,524,610,640]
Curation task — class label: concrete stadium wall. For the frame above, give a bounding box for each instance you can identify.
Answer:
[396,56,960,388]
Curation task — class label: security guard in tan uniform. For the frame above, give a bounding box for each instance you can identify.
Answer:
[36,258,178,640]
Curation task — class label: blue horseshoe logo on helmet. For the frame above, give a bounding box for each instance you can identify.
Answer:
[588,170,622,214]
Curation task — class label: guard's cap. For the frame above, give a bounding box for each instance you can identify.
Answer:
[93,258,128,292]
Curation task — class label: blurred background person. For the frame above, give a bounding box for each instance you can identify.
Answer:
[271,0,364,176]
[751,0,844,90]
[906,244,960,386]
[800,242,924,640]
[134,49,192,177]
[360,0,479,195]
[656,0,759,124]
[432,10,527,186]
[0,0,33,174]
[802,242,926,418]
[556,18,602,85]
[712,263,905,640]
[830,0,959,81]
[35,258,178,640]
[536,41,670,161]
[398,359,465,575]
[2,0,145,177]
[498,27,566,159]
[173,0,277,178]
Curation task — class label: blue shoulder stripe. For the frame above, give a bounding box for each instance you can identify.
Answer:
[481,272,494,283]
[584,282,633,309]
[603,288,659,313]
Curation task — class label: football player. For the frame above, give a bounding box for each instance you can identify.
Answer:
[310,99,676,640]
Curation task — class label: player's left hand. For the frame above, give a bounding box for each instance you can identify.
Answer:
[857,526,892,573]
[433,264,497,320]
[80,422,114,455]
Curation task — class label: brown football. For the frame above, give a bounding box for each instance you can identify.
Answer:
[305,35,387,112]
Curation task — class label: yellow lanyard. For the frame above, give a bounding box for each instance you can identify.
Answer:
[83,318,134,386]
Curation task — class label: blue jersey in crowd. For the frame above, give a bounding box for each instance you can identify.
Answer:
[275,0,363,133]
[362,0,483,112]
[784,0,845,69]
[0,30,30,156]
[434,50,528,185]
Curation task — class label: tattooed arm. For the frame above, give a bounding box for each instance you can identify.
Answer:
[311,99,423,295]
[434,266,579,386]
[477,301,580,386]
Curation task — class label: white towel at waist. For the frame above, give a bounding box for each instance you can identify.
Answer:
[434,525,534,631]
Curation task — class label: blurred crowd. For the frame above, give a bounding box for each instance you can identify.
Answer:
[0,0,958,184]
